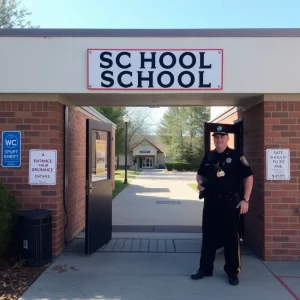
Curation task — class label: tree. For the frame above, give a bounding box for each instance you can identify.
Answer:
[93,107,127,168]
[157,107,185,160]
[93,107,153,169]
[126,108,153,147]
[93,107,155,168]
[157,106,210,163]
[0,0,39,28]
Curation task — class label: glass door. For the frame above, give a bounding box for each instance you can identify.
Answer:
[148,157,153,168]
[142,157,153,168]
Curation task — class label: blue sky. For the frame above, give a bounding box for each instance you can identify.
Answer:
[22,0,300,127]
[24,0,300,29]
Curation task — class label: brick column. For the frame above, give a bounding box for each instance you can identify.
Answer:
[263,98,300,261]
[243,98,300,261]
[0,101,64,255]
[66,108,87,242]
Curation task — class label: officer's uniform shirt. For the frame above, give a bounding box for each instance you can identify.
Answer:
[197,147,253,194]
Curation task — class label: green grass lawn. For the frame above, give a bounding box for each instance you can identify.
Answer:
[113,169,141,199]
[188,183,198,192]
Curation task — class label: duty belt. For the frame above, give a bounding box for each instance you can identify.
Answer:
[207,191,240,200]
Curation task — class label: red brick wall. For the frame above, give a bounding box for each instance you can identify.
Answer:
[65,108,87,241]
[0,101,65,255]
[263,100,300,261]
[0,102,116,256]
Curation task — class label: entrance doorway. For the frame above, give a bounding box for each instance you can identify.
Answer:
[142,157,154,168]
[81,116,245,256]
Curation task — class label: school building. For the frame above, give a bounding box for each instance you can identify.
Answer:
[118,135,167,169]
[0,28,299,261]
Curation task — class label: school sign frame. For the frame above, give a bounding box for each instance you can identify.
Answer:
[87,48,223,90]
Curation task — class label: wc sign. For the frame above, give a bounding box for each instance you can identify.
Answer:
[1,131,21,167]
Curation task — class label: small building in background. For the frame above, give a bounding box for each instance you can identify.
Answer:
[119,135,172,169]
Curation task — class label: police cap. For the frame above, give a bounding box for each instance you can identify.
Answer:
[212,125,228,136]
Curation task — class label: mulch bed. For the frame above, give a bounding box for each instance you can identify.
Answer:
[0,256,49,300]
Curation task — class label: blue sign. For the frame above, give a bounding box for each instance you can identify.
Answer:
[1,131,21,167]
[139,149,150,153]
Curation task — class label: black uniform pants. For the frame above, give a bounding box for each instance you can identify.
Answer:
[199,192,241,276]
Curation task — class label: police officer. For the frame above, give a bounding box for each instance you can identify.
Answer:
[191,125,253,285]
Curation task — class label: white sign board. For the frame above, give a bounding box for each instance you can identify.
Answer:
[266,149,290,180]
[87,49,223,90]
[29,150,57,185]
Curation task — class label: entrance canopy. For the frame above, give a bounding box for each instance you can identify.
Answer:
[1,28,300,107]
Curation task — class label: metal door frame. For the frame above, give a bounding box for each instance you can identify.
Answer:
[204,121,243,154]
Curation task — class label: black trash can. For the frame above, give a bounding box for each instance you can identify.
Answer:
[18,209,52,267]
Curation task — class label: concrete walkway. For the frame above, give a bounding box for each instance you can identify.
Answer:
[112,169,203,229]
[19,169,300,300]
[20,239,300,300]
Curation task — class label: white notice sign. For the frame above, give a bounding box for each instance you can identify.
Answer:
[87,49,223,90]
[29,150,57,185]
[266,149,290,180]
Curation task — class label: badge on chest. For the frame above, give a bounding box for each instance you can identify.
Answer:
[214,162,225,177]
[217,170,225,177]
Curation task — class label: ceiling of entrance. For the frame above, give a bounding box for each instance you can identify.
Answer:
[61,93,261,107]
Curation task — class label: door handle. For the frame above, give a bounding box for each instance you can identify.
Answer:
[86,181,96,195]
[85,180,95,196]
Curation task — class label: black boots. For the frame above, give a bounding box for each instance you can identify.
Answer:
[228,274,239,285]
[191,268,239,285]
[190,269,213,280]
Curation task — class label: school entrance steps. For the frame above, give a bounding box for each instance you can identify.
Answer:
[65,232,254,255]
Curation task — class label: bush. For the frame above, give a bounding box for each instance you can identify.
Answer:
[165,162,173,171]
[0,182,17,256]
[165,162,199,171]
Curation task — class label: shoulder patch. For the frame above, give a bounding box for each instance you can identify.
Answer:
[240,156,249,166]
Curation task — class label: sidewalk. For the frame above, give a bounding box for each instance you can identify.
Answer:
[19,169,300,300]
[112,169,203,229]
[20,237,300,300]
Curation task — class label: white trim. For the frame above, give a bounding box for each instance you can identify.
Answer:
[263,94,300,102]
[209,96,264,118]
[80,106,116,128]
[2,28,300,37]
[0,94,61,102]
[209,106,240,122]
